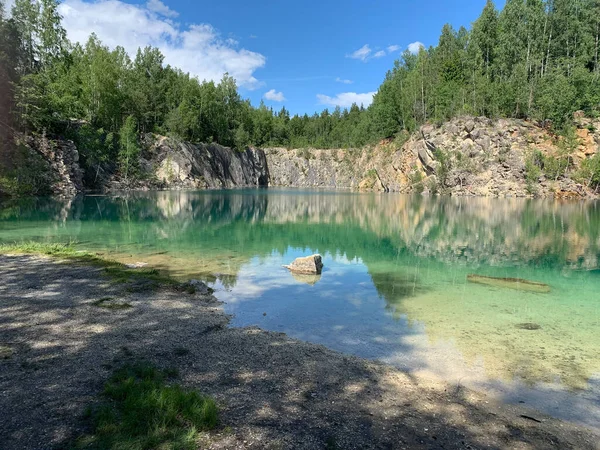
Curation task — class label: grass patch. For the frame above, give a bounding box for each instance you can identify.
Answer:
[76,363,217,450]
[0,345,15,359]
[92,297,133,310]
[0,241,184,290]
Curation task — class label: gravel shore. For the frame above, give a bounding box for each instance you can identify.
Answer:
[0,254,598,450]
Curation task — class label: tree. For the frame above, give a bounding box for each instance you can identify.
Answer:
[118,115,140,182]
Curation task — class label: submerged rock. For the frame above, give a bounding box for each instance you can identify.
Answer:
[467,274,550,293]
[515,323,542,330]
[290,272,322,285]
[284,254,323,275]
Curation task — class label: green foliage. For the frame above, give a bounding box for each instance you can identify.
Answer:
[525,150,543,194]
[69,124,116,186]
[233,124,250,152]
[408,167,425,193]
[0,144,54,196]
[433,148,451,189]
[2,0,600,188]
[576,153,600,189]
[75,363,218,450]
[118,115,140,182]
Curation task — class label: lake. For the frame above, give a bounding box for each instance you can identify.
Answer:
[1,189,599,429]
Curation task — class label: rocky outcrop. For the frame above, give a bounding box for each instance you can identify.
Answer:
[106,136,269,191]
[19,134,84,197]
[148,136,269,189]
[22,114,600,198]
[265,115,600,198]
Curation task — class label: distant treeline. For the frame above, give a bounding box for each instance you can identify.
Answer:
[1,0,599,190]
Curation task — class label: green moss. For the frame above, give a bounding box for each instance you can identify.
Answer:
[75,363,218,449]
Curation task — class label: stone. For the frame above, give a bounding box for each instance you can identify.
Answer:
[477,135,492,152]
[284,254,324,275]
[188,279,213,295]
[126,262,148,268]
[464,120,475,133]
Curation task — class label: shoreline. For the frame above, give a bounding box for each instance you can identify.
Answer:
[2,185,600,201]
[1,253,599,449]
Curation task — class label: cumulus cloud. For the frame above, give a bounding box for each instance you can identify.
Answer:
[387,44,401,53]
[347,44,372,62]
[264,89,286,102]
[335,77,353,84]
[316,92,376,108]
[373,50,386,58]
[146,0,178,18]
[408,41,425,54]
[57,0,266,88]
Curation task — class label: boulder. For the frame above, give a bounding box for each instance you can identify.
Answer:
[464,120,475,133]
[284,254,324,275]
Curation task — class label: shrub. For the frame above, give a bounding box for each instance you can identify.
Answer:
[525,150,542,194]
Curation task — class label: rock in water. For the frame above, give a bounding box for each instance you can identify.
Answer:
[467,274,550,293]
[284,254,323,275]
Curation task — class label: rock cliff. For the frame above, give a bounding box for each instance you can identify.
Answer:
[265,114,600,198]
[107,135,269,190]
[18,134,84,197]
[23,114,600,198]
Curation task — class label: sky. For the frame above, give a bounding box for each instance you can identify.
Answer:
[5,0,497,115]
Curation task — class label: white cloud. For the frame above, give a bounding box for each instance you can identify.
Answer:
[347,44,371,62]
[316,92,376,108]
[146,0,178,18]
[408,41,425,54]
[335,77,353,84]
[373,50,386,58]
[57,0,266,89]
[387,44,401,53]
[264,89,286,102]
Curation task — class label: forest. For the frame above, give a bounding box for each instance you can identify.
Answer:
[0,0,599,193]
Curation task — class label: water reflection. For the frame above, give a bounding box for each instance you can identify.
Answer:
[1,190,599,396]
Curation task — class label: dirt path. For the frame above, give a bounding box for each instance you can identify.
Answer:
[0,254,598,450]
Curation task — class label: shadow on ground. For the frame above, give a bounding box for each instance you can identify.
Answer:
[0,255,598,450]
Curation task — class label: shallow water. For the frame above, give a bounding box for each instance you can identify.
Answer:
[1,190,599,428]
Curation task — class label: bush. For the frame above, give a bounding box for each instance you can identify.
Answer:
[433,147,451,189]
[525,150,542,194]
[577,153,600,190]
[0,144,55,197]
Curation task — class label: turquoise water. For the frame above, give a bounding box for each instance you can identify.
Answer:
[1,190,599,427]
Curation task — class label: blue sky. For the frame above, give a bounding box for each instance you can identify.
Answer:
[8,0,500,115]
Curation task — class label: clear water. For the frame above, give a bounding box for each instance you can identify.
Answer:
[1,190,599,428]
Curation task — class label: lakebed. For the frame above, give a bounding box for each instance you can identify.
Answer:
[1,189,600,447]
